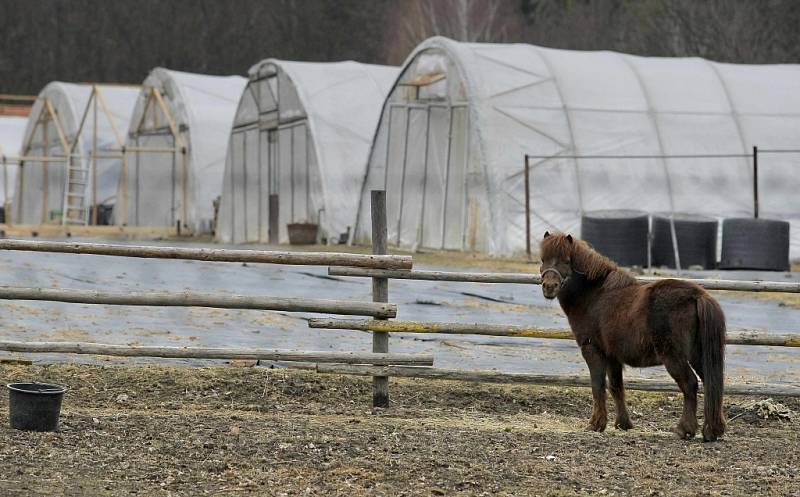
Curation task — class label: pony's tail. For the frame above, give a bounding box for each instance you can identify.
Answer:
[697,294,726,442]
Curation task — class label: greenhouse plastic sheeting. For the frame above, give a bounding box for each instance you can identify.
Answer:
[14,82,138,224]
[121,68,246,233]
[0,115,26,202]
[216,60,398,244]
[355,37,800,257]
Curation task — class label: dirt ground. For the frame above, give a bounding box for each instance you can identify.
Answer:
[0,363,797,497]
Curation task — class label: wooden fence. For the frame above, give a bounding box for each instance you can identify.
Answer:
[314,193,800,403]
[0,235,429,367]
[1,191,799,404]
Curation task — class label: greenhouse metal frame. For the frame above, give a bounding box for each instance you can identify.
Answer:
[118,68,246,235]
[216,59,398,245]
[11,83,139,227]
[354,36,800,257]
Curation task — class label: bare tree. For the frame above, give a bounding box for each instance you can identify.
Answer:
[386,0,522,64]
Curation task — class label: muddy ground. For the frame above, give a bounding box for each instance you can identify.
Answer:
[0,363,797,497]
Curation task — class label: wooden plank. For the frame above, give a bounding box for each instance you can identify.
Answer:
[151,88,186,149]
[636,276,800,293]
[94,87,125,148]
[310,318,570,339]
[0,341,432,365]
[371,190,390,407]
[2,155,71,163]
[398,72,445,87]
[308,318,800,347]
[0,94,38,101]
[0,239,413,269]
[329,267,800,293]
[124,146,180,153]
[0,286,397,318]
[44,98,71,155]
[306,364,800,397]
[0,224,178,238]
[330,267,538,283]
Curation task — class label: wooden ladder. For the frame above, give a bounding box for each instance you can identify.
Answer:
[61,161,90,225]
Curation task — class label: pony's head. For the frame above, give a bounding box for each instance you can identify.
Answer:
[538,231,618,299]
[539,231,575,299]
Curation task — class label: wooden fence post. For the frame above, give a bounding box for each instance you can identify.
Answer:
[371,190,389,407]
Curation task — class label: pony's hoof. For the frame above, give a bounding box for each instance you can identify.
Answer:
[588,415,607,432]
[702,423,725,442]
[673,421,697,440]
[615,417,633,431]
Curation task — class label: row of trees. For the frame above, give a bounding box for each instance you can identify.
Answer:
[1,0,798,95]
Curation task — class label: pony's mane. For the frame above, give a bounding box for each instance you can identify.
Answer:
[540,233,634,286]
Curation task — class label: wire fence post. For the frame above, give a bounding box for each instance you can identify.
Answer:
[753,145,759,219]
[2,155,8,224]
[524,154,532,261]
[371,190,389,407]
[268,194,279,244]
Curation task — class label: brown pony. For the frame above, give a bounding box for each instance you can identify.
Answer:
[539,232,726,442]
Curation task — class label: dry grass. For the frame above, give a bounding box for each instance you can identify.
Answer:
[0,363,797,497]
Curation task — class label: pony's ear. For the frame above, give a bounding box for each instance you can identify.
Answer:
[566,234,573,244]
[543,231,551,239]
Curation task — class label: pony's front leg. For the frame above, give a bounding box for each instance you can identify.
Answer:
[607,359,633,430]
[580,343,608,432]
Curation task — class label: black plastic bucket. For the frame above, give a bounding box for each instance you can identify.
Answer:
[7,382,67,432]
[651,213,719,269]
[581,210,649,267]
[720,218,790,271]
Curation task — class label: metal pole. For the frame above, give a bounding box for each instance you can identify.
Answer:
[371,190,389,407]
[269,194,279,244]
[119,146,128,226]
[2,155,8,224]
[42,110,49,224]
[753,145,759,219]
[91,89,98,225]
[524,154,531,261]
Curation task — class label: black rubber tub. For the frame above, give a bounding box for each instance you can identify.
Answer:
[720,218,790,271]
[7,382,67,432]
[287,223,318,245]
[581,210,649,267]
[651,213,719,269]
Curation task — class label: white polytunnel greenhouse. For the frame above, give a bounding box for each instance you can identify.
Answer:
[0,115,27,209]
[118,68,246,234]
[13,82,139,225]
[354,36,800,256]
[215,59,399,244]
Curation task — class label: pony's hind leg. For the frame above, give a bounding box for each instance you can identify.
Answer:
[607,359,633,430]
[580,343,608,432]
[662,357,699,439]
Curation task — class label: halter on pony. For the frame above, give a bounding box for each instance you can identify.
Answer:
[540,265,585,290]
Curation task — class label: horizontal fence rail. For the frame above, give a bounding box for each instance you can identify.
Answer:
[0,239,413,269]
[308,318,800,348]
[330,267,539,284]
[329,267,800,293]
[299,364,800,397]
[0,287,396,318]
[0,341,433,366]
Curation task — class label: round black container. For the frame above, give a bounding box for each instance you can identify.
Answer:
[720,218,790,271]
[7,382,67,432]
[651,213,718,269]
[95,204,114,226]
[581,210,649,267]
